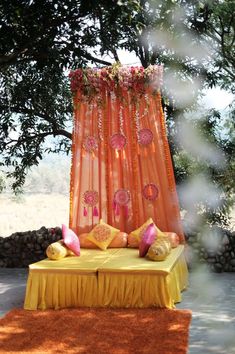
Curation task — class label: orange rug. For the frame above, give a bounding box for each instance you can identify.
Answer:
[0,308,192,354]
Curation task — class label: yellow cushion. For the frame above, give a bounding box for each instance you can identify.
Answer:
[87,219,120,250]
[46,240,75,260]
[147,238,171,261]
[129,218,165,244]
[46,241,68,260]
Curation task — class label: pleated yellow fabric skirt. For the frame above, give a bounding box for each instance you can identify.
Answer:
[24,246,188,310]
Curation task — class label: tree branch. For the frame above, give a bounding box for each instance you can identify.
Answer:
[0,48,28,65]
[137,35,147,67]
[0,104,72,138]
[4,130,72,148]
[54,129,72,139]
[83,53,112,66]
[111,49,120,62]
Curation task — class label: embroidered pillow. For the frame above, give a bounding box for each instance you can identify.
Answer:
[62,224,81,256]
[139,223,156,257]
[87,220,120,250]
[128,218,165,246]
[80,231,127,249]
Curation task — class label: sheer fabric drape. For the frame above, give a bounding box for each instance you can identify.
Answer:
[69,87,184,242]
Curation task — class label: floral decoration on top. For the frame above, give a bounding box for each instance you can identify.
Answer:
[69,63,163,98]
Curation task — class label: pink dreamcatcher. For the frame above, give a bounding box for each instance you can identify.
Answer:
[134,102,155,152]
[113,189,130,217]
[83,136,98,153]
[142,183,159,201]
[83,190,99,217]
[110,133,127,150]
[139,128,154,145]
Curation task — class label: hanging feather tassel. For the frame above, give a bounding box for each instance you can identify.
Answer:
[122,150,126,160]
[93,206,99,217]
[112,200,116,210]
[83,206,88,217]
[151,142,156,153]
[115,149,119,159]
[124,205,129,217]
[115,203,120,216]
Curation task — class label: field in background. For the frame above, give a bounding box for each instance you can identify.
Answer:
[1,192,234,238]
[1,155,70,237]
[0,193,69,237]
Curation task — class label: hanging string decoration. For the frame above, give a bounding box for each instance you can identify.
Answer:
[97,107,103,141]
[142,183,159,201]
[83,190,99,217]
[113,189,130,217]
[119,105,125,136]
[134,109,141,143]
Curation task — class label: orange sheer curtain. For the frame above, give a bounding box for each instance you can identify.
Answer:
[69,73,185,243]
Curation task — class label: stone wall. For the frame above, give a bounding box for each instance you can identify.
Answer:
[0,225,235,271]
[185,227,235,272]
[0,227,62,267]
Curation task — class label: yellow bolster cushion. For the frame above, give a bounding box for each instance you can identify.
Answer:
[46,240,74,260]
[147,238,171,261]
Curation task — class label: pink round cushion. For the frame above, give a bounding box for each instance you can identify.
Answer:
[164,232,180,248]
[139,223,156,257]
[62,224,81,256]
[79,232,128,249]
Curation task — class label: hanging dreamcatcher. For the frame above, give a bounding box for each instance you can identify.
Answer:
[83,190,99,217]
[138,128,154,145]
[142,183,159,201]
[83,135,98,155]
[110,133,127,150]
[113,189,130,217]
[82,137,99,217]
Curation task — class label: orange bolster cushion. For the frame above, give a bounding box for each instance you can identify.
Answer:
[127,233,139,248]
[79,231,128,249]
[128,231,180,248]
[163,232,180,248]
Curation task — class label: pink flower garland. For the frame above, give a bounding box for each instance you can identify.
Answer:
[69,64,163,98]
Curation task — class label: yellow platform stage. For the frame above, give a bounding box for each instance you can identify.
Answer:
[24,245,188,310]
